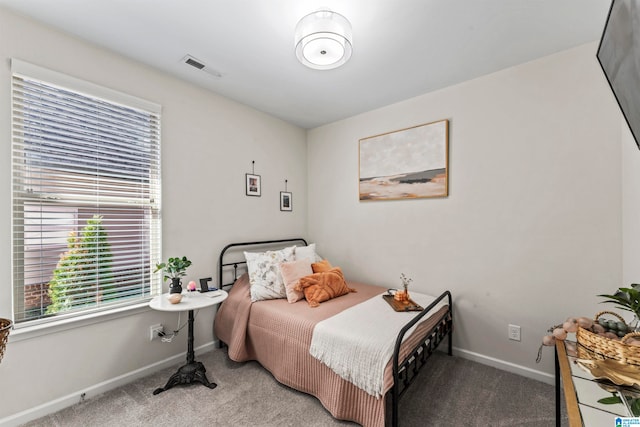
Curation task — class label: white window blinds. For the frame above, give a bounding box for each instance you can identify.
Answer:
[11,59,162,327]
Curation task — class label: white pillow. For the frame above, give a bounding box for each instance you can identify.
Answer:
[244,246,295,302]
[295,243,322,263]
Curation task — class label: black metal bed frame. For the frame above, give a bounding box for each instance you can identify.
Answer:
[217,238,453,427]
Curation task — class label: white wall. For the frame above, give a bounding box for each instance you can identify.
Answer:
[307,42,623,381]
[622,123,640,285]
[0,8,306,423]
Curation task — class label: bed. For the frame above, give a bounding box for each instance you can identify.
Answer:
[213,238,453,427]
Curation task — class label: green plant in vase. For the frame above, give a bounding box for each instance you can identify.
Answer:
[598,284,640,330]
[154,256,192,294]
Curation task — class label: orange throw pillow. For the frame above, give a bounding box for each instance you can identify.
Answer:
[311,259,332,273]
[295,267,356,308]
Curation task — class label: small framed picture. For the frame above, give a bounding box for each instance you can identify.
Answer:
[280,191,292,211]
[246,174,261,197]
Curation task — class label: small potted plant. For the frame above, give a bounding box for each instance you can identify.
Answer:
[598,284,640,330]
[154,256,192,294]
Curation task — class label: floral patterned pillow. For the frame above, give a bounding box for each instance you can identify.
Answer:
[244,246,295,302]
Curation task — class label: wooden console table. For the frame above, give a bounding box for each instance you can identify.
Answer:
[555,339,581,426]
[555,338,639,426]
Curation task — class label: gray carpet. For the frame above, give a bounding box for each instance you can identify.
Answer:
[22,348,564,426]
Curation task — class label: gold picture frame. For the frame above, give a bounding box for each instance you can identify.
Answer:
[359,119,449,201]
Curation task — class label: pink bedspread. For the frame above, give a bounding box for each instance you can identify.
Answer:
[214,274,448,427]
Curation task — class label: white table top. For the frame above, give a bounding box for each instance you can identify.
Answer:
[149,290,228,312]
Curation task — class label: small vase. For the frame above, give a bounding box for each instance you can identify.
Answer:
[169,278,183,294]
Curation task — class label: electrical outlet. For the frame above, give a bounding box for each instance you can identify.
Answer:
[150,323,164,341]
[508,324,521,341]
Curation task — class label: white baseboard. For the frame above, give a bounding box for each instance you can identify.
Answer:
[452,346,554,385]
[0,341,217,427]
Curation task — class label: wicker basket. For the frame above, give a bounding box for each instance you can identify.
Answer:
[0,318,12,364]
[576,311,640,366]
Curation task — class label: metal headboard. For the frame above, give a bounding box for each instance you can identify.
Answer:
[217,238,308,290]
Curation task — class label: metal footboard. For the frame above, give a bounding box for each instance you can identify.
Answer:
[389,290,454,427]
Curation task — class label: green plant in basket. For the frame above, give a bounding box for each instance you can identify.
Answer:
[598,284,640,322]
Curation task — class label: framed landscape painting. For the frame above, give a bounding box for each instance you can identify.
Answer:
[359,119,449,201]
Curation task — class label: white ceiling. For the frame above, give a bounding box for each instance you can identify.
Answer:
[0,0,611,129]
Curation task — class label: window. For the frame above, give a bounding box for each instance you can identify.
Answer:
[11,59,162,327]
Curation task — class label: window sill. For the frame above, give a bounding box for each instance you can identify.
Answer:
[9,302,153,343]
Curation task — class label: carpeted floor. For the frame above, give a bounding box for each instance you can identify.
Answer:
[22,348,564,426]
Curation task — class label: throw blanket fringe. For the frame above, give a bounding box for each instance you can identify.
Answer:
[309,291,445,398]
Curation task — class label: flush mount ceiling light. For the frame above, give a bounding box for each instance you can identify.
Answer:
[294,9,353,70]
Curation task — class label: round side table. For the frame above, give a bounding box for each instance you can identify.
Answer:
[149,290,228,395]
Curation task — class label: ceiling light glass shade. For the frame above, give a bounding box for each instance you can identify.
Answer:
[294,10,352,70]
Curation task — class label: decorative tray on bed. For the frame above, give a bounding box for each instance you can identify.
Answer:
[382,294,423,312]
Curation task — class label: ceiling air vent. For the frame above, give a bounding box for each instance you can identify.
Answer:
[185,56,205,70]
[182,55,222,78]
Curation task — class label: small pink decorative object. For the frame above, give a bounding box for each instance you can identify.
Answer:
[187,280,197,291]
[168,294,183,304]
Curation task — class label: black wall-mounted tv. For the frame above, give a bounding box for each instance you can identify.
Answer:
[597,0,640,150]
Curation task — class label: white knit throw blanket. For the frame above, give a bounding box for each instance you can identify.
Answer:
[309,291,445,398]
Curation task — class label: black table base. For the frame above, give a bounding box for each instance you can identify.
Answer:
[153,309,217,395]
[152,361,216,395]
